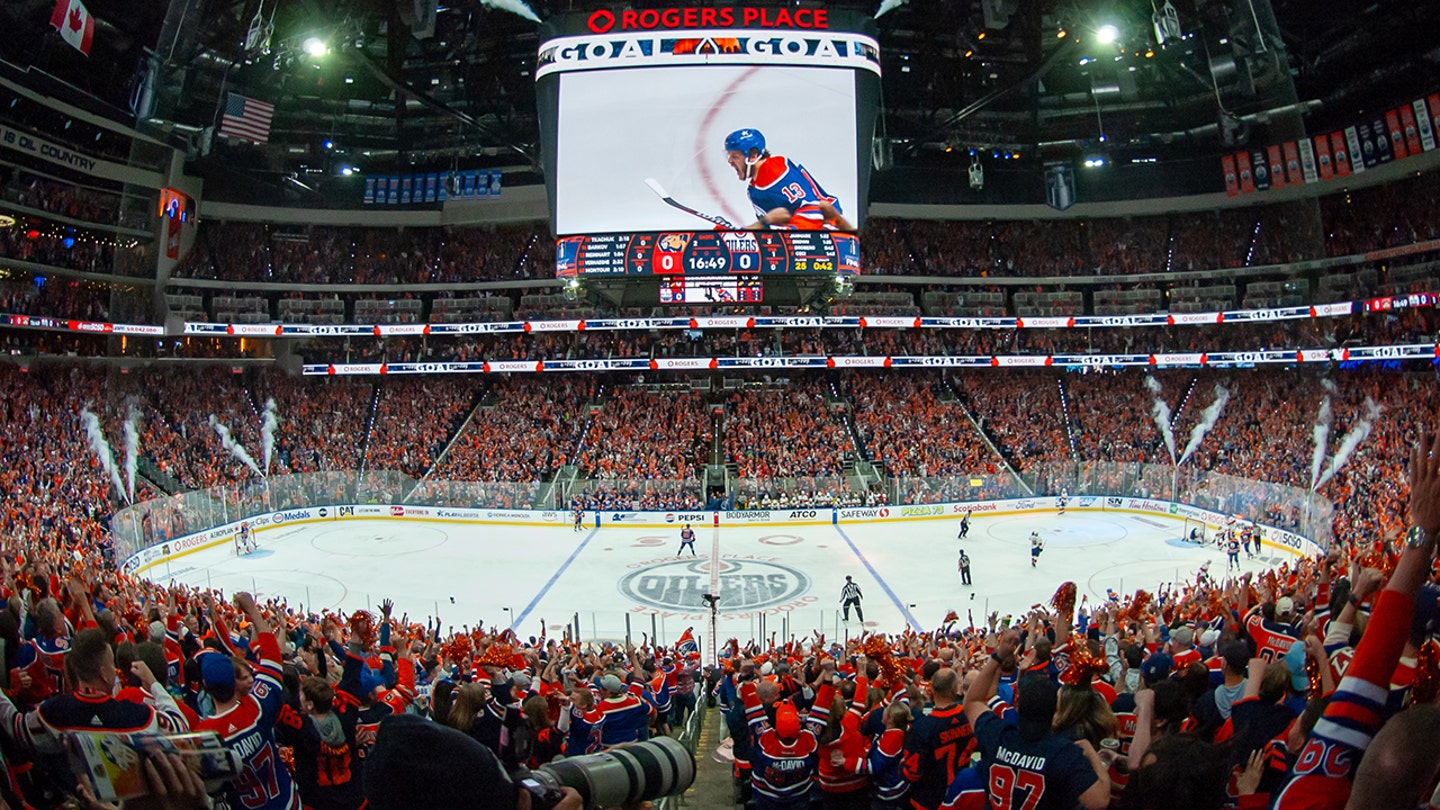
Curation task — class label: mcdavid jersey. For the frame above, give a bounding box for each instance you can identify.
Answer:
[748,156,841,230]
[195,633,299,810]
[970,711,1099,810]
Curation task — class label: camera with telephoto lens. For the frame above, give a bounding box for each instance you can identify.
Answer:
[519,737,695,810]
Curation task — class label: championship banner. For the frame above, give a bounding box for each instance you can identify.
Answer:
[1357,122,1379,168]
[1221,154,1239,197]
[1372,116,1394,163]
[1330,132,1351,177]
[1250,149,1270,191]
[1400,105,1423,156]
[1236,151,1255,194]
[1415,99,1437,152]
[1266,145,1285,189]
[1314,135,1333,180]
[1429,95,1440,147]
[1298,138,1319,183]
[1344,127,1366,174]
[363,176,376,205]
[1386,109,1407,159]
[1283,142,1304,186]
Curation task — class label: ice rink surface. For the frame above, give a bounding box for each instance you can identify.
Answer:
[151,511,1284,646]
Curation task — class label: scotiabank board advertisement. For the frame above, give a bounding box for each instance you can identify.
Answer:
[536,8,880,237]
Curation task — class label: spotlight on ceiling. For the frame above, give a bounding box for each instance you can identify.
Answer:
[303,37,328,57]
[1095,24,1119,44]
[1083,156,1107,168]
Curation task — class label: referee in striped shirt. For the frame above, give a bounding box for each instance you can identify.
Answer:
[840,576,863,623]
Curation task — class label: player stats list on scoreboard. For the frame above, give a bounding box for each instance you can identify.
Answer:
[555,231,860,277]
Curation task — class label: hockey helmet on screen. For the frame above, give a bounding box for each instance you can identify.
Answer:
[724,129,766,161]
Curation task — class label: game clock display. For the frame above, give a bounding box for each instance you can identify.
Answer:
[555,231,859,277]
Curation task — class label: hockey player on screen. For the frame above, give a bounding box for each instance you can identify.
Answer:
[723,129,853,231]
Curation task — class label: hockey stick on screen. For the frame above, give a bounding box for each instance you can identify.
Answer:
[644,178,736,229]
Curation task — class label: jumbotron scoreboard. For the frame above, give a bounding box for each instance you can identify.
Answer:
[556,231,861,277]
[535,6,880,307]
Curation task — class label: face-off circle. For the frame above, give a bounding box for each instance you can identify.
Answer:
[619,558,811,611]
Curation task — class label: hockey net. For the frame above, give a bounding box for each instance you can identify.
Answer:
[1180,517,1207,546]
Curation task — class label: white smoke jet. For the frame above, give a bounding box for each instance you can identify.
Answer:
[1309,396,1333,490]
[480,0,540,23]
[209,415,263,477]
[1315,397,1384,490]
[260,398,278,474]
[875,0,908,18]
[122,404,141,503]
[1144,376,1178,463]
[1178,385,1230,465]
[81,408,128,503]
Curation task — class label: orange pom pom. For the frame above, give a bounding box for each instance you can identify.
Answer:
[441,634,472,665]
[1051,582,1077,621]
[349,611,377,649]
[861,635,908,688]
[1120,590,1152,624]
[1414,639,1440,705]
[478,642,514,669]
[1059,642,1108,687]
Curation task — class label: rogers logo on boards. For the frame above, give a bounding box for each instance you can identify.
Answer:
[588,7,830,34]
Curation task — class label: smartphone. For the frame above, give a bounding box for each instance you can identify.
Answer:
[67,730,242,803]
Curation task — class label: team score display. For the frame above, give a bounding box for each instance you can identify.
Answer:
[556,230,860,276]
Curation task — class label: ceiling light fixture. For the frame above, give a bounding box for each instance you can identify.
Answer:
[1095,24,1119,44]
[303,37,328,57]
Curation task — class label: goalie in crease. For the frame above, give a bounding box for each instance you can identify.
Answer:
[723,128,853,231]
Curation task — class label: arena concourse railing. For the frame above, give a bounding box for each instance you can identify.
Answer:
[110,464,1333,569]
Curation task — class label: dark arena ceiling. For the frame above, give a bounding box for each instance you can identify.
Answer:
[3,0,1437,208]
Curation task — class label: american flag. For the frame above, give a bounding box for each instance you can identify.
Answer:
[219,93,274,144]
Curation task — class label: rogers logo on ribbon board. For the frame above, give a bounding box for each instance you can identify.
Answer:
[588,7,830,33]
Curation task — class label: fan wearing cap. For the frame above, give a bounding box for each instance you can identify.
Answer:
[1168,625,1201,671]
[193,592,300,810]
[739,670,834,810]
[596,672,654,747]
[1239,579,1302,665]
[962,629,1111,810]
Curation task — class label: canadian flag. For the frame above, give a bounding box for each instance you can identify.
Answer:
[49,0,95,56]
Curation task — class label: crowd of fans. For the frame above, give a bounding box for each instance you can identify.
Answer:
[173,223,552,284]
[849,372,999,479]
[570,388,711,481]
[1,166,141,228]
[2,359,1440,808]
[722,380,858,480]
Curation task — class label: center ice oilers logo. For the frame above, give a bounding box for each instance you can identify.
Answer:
[619,558,810,611]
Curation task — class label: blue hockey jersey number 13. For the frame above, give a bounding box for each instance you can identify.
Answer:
[748,156,842,231]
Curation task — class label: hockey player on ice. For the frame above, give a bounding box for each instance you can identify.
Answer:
[723,129,853,231]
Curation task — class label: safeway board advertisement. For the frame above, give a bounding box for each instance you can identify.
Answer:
[536,9,881,237]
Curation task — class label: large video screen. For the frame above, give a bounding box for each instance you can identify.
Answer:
[536,12,881,239]
[557,66,856,234]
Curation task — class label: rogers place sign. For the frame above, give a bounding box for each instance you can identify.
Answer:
[587,7,829,34]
